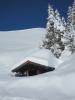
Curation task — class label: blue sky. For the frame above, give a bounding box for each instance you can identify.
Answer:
[0,0,74,31]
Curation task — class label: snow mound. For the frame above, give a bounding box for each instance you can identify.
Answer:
[11,49,62,71]
[30,49,62,67]
[56,53,75,74]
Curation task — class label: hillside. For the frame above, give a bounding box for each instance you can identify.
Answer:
[0,28,46,67]
[0,28,46,52]
[0,28,75,100]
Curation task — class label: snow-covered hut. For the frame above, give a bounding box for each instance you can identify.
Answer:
[11,49,61,76]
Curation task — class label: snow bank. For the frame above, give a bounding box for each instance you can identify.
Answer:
[11,49,62,71]
[56,53,75,74]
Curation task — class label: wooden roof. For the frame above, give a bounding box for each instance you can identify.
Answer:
[12,60,55,73]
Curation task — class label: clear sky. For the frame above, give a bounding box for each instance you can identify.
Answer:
[0,0,74,31]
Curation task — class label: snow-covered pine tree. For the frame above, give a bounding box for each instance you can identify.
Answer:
[54,10,65,57]
[67,6,72,33]
[55,9,60,20]
[42,4,55,49]
[53,28,65,58]
[42,4,65,58]
[54,9,62,28]
[54,9,66,31]
[64,6,72,47]
[68,34,75,53]
[72,0,75,30]
[66,0,75,54]
[62,17,66,28]
[66,0,75,32]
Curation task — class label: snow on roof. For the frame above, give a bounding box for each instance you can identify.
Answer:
[11,49,62,71]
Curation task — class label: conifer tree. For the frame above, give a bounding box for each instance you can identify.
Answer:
[67,6,72,33]
[65,6,72,46]
[66,0,75,54]
[55,9,62,28]
[72,0,75,30]
[62,17,66,28]
[42,4,65,58]
[42,4,55,50]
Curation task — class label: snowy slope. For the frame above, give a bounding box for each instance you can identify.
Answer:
[0,28,75,100]
[0,28,46,67]
[0,28,46,53]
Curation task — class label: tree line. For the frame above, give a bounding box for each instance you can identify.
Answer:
[42,0,75,58]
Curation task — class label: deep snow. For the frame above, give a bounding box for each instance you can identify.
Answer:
[11,49,62,72]
[0,28,75,100]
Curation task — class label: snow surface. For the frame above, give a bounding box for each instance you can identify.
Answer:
[11,49,62,71]
[0,28,75,100]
